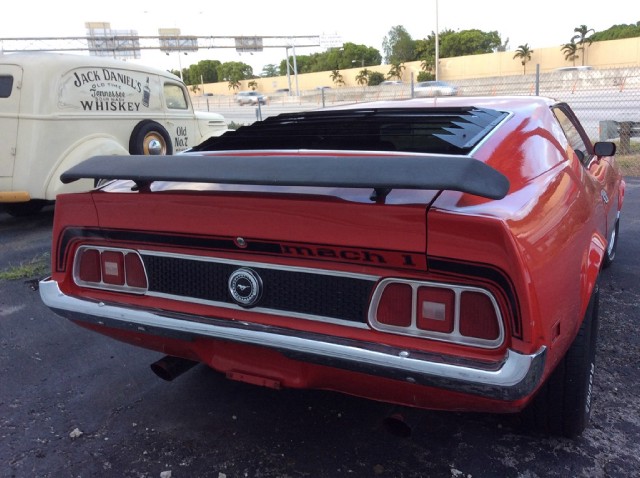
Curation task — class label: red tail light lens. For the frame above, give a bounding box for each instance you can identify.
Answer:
[77,248,101,283]
[459,291,500,341]
[73,246,148,294]
[370,279,504,349]
[125,252,148,289]
[376,283,412,327]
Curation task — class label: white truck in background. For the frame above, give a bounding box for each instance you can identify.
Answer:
[0,52,228,216]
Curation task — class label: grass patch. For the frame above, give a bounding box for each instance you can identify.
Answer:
[0,253,50,281]
[618,153,640,177]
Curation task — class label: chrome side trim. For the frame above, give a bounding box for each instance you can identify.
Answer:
[40,279,545,401]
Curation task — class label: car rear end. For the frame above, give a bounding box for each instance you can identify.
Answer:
[40,101,568,419]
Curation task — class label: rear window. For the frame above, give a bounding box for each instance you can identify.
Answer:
[192,107,508,155]
[0,75,13,98]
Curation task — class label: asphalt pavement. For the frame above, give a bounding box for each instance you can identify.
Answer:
[1,180,639,478]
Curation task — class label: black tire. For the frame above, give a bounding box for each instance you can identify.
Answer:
[3,200,48,217]
[521,283,600,438]
[603,218,619,268]
[129,120,173,155]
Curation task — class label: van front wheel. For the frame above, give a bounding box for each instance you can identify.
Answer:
[129,120,173,155]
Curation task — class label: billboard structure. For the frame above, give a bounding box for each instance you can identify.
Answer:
[85,22,141,59]
[234,37,264,53]
[158,28,199,53]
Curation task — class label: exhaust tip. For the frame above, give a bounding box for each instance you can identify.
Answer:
[150,355,198,381]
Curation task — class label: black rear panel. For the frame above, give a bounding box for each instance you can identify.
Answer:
[143,254,375,324]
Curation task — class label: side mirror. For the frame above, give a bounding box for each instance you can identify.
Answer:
[593,141,616,157]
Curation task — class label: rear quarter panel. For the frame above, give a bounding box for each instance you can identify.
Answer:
[428,102,608,376]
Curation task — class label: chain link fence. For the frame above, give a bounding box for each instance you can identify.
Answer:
[193,66,640,152]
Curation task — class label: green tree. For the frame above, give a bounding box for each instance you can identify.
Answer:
[440,29,502,57]
[277,44,381,75]
[355,69,370,86]
[228,79,241,91]
[248,80,258,90]
[561,41,579,66]
[417,71,435,81]
[382,26,416,64]
[217,61,253,82]
[197,60,221,83]
[387,62,405,81]
[367,71,386,86]
[592,22,640,41]
[420,55,435,75]
[260,64,279,77]
[513,44,534,75]
[330,69,345,86]
[572,25,595,66]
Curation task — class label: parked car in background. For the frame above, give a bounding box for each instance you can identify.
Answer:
[0,52,228,216]
[41,96,624,438]
[413,80,459,97]
[380,80,403,86]
[236,91,268,105]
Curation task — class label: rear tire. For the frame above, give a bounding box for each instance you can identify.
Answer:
[603,218,619,268]
[521,283,599,438]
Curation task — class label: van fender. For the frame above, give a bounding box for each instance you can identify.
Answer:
[44,134,128,199]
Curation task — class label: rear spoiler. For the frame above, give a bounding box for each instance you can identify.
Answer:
[61,153,510,200]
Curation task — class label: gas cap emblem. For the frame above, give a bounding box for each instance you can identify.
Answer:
[228,268,262,307]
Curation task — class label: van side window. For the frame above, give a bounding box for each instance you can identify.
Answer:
[0,75,13,98]
[164,83,188,110]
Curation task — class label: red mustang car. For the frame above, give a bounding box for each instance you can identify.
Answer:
[40,96,625,438]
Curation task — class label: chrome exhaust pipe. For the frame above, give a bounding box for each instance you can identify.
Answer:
[150,355,199,381]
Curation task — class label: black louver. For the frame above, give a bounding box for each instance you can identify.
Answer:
[191,107,508,155]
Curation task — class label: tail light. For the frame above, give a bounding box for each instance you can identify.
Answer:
[74,246,148,294]
[369,279,504,348]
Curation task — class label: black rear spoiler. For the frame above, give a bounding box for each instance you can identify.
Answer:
[61,154,510,200]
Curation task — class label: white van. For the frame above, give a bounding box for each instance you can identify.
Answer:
[0,52,228,216]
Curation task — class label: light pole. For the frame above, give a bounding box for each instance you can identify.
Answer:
[435,0,440,81]
[352,58,364,68]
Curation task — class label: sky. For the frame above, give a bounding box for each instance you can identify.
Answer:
[0,0,637,74]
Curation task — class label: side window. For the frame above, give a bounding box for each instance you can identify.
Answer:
[552,107,592,165]
[0,75,13,98]
[163,83,189,110]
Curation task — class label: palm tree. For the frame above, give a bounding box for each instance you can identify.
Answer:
[387,62,405,81]
[248,80,258,91]
[572,25,595,66]
[420,57,434,74]
[330,69,345,87]
[513,44,534,75]
[561,41,579,66]
[355,69,370,86]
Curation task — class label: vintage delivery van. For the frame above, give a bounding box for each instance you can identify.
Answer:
[0,52,228,215]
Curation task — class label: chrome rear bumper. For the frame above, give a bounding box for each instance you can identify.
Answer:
[40,278,545,401]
